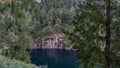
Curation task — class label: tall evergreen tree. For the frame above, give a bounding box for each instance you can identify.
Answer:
[64,0,120,68]
[0,0,40,63]
[105,0,111,68]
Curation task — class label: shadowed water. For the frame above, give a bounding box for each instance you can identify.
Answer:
[29,49,79,68]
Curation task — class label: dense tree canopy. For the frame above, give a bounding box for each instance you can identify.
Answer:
[64,0,120,68]
[0,0,40,62]
[0,0,120,68]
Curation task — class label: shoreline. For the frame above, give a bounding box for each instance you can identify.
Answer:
[27,48,76,51]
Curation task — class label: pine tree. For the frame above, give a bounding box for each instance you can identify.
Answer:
[105,0,110,68]
[0,0,40,63]
[64,0,120,67]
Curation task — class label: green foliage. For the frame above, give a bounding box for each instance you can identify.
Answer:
[33,1,76,45]
[0,0,120,67]
[64,0,120,68]
[0,55,47,68]
[0,0,40,63]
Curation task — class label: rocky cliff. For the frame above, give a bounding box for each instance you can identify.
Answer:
[41,33,72,50]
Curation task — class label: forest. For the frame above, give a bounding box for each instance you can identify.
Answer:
[0,0,120,68]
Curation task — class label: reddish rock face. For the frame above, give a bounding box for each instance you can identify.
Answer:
[41,33,72,50]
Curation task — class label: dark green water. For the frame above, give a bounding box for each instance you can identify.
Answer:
[29,49,79,68]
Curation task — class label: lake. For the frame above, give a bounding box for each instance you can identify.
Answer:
[29,49,79,68]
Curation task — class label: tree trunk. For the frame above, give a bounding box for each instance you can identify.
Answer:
[84,59,88,68]
[105,0,111,68]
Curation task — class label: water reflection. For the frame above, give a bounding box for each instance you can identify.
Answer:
[29,49,79,68]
